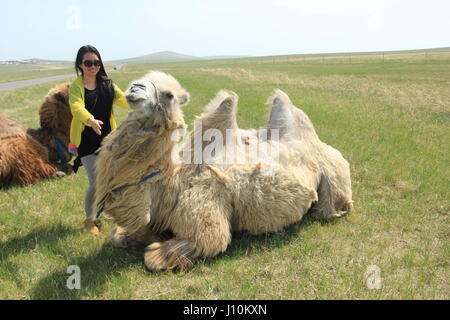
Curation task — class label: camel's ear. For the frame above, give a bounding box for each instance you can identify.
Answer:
[178,91,190,106]
[54,92,67,105]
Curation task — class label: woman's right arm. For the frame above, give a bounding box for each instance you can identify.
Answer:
[69,83,94,125]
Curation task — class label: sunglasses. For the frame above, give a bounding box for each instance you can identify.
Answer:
[82,59,100,67]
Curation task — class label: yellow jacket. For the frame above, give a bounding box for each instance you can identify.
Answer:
[69,76,130,147]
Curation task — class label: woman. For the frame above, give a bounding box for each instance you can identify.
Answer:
[69,45,129,234]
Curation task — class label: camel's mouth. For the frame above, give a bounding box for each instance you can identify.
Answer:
[125,81,154,110]
[126,97,148,110]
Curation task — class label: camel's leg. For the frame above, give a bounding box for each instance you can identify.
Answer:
[144,190,233,271]
[310,172,353,220]
[99,184,154,245]
[313,145,353,220]
[144,238,197,271]
[109,226,135,248]
[109,225,163,248]
[144,222,231,271]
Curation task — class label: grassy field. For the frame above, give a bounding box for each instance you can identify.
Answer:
[0,64,75,84]
[0,61,122,84]
[0,51,448,299]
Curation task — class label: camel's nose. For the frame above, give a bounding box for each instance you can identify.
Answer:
[126,82,148,102]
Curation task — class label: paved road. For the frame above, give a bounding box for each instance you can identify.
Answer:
[0,74,77,92]
[0,64,123,92]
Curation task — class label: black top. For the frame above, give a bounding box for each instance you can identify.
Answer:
[77,87,113,158]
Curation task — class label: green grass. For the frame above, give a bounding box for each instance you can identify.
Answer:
[0,52,449,299]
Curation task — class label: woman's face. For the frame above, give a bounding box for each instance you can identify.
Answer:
[79,52,100,77]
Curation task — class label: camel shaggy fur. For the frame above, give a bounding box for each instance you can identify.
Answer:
[0,83,73,187]
[94,71,352,271]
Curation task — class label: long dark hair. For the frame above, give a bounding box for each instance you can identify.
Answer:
[75,45,114,106]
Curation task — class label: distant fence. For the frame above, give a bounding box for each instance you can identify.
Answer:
[252,50,450,65]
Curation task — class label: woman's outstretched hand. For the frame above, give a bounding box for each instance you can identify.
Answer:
[87,118,103,135]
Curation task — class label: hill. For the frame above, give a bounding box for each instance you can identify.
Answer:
[202,55,251,60]
[116,51,201,64]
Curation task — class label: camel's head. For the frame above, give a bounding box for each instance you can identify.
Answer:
[39,83,73,163]
[125,71,189,130]
[39,83,72,138]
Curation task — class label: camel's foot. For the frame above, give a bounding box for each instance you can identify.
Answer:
[55,163,73,175]
[334,200,353,218]
[54,171,66,178]
[144,239,196,271]
[327,210,348,219]
[109,227,139,248]
[311,200,353,220]
[109,226,165,248]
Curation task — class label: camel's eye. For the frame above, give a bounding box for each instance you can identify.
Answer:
[165,92,174,100]
[133,83,146,89]
[55,92,66,104]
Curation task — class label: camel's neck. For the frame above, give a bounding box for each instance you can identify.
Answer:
[27,128,51,149]
[104,114,181,181]
[27,128,42,141]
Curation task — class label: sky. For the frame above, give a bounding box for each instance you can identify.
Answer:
[0,0,449,61]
